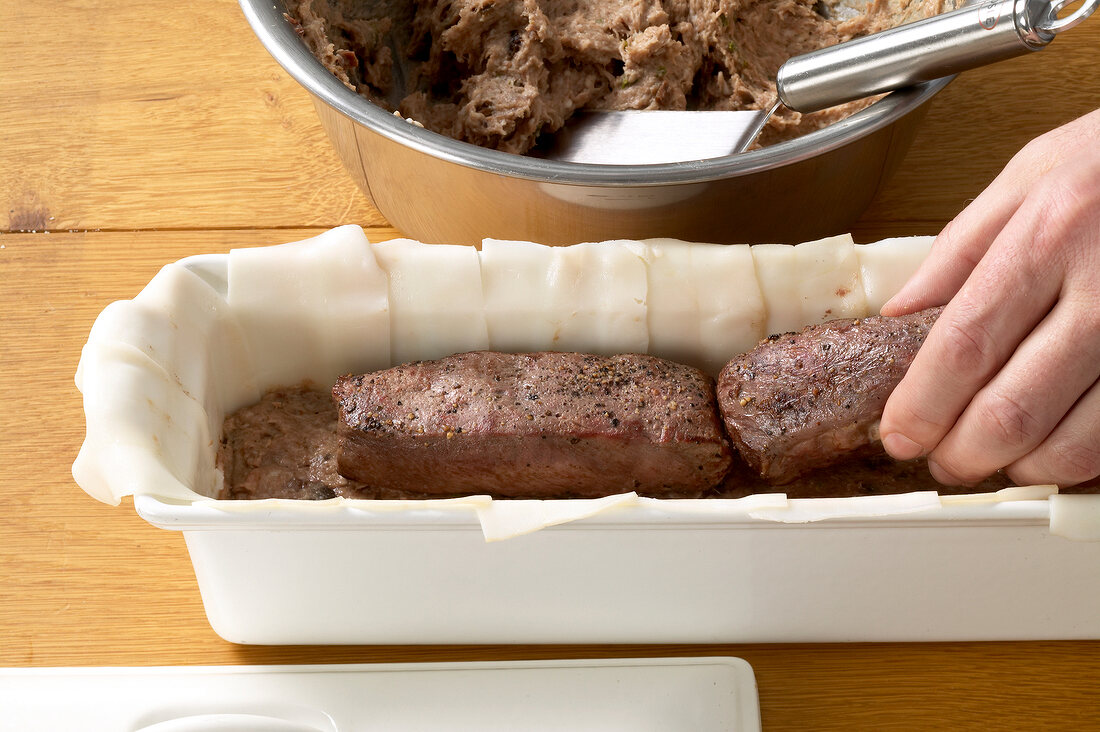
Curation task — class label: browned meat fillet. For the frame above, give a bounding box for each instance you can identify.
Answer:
[716,307,943,484]
[334,351,732,498]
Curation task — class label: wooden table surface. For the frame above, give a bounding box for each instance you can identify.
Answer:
[2,1,1099,728]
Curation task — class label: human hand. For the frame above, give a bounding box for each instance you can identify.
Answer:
[878,108,1100,487]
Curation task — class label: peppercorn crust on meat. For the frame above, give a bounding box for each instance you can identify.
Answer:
[332,351,733,497]
[717,306,942,484]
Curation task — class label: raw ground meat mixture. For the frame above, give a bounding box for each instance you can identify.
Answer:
[285,0,955,153]
[217,388,362,500]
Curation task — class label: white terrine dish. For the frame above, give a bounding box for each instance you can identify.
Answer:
[74,226,1100,644]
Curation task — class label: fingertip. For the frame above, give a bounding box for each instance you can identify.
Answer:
[880,290,925,317]
[882,431,925,461]
[879,256,950,316]
[879,294,905,317]
[879,260,936,313]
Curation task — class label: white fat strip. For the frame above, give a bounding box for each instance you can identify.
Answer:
[641,238,765,375]
[549,241,648,355]
[690,242,767,371]
[481,239,648,356]
[751,243,800,336]
[228,225,390,390]
[639,238,701,366]
[752,234,868,338]
[793,234,867,324]
[83,263,259,426]
[480,238,560,352]
[73,341,217,503]
[374,238,488,364]
[856,236,934,314]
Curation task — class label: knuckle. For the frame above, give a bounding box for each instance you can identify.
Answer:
[932,457,973,485]
[1047,439,1100,486]
[973,388,1044,451]
[1013,121,1080,169]
[1029,177,1087,253]
[1011,136,1036,160]
[935,315,998,378]
[1008,137,1041,167]
[1009,134,1058,176]
[934,220,984,272]
[934,218,961,249]
[929,447,987,485]
[956,246,984,276]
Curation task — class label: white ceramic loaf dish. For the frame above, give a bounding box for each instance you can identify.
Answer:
[74,226,1100,644]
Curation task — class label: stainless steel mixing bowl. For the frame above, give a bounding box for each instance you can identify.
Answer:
[239,0,952,245]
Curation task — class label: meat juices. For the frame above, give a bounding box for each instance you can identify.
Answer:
[287,0,955,154]
[716,307,942,484]
[333,351,733,498]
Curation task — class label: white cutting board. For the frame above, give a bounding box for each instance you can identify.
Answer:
[0,658,760,731]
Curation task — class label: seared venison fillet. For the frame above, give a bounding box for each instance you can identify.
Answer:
[334,351,732,498]
[716,307,943,484]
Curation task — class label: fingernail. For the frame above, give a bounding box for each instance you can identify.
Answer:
[883,432,924,461]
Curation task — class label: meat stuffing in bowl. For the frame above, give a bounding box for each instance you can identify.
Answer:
[285,0,953,154]
[238,0,956,245]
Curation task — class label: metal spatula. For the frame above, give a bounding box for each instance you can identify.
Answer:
[544,0,1097,165]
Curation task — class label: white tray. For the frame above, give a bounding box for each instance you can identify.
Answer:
[0,659,760,732]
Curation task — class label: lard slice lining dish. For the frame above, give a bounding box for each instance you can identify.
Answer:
[752,234,869,337]
[480,239,648,356]
[229,225,390,391]
[373,238,489,364]
[640,239,766,375]
[857,236,935,314]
